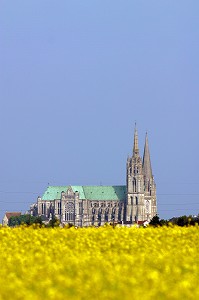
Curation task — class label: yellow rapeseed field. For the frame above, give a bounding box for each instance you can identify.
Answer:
[0,225,198,300]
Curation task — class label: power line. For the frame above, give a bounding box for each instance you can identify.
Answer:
[157,182,199,185]
[0,191,38,194]
[158,209,199,212]
[0,191,199,196]
[158,203,199,206]
[0,201,34,203]
[0,200,198,206]
[159,194,199,196]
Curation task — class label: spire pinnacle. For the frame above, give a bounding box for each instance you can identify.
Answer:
[143,132,153,178]
[133,123,139,156]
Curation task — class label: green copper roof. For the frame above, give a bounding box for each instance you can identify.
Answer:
[71,186,85,199]
[41,185,126,201]
[42,186,68,200]
[83,186,126,201]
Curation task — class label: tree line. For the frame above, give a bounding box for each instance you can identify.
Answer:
[149,214,199,227]
[7,213,199,228]
[8,215,60,228]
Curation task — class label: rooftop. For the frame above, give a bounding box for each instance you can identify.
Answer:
[41,185,126,201]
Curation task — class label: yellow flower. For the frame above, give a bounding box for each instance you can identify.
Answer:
[0,225,198,299]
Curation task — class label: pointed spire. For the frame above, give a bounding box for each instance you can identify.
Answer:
[133,123,139,156]
[143,132,153,178]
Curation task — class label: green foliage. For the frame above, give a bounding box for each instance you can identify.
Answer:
[64,223,74,229]
[149,214,199,227]
[8,215,43,227]
[169,215,199,227]
[46,217,60,228]
[149,214,161,227]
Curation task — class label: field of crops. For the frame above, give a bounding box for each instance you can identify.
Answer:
[0,225,198,300]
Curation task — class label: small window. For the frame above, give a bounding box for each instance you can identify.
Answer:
[79,202,83,214]
[58,202,61,214]
[42,203,46,215]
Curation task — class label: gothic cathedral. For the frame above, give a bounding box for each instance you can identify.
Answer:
[126,127,157,223]
[30,127,157,226]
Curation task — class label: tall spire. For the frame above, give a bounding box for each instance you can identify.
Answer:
[133,123,139,156]
[142,132,152,178]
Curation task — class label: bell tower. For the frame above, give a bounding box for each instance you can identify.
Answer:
[126,125,145,223]
[126,126,157,224]
[142,133,157,220]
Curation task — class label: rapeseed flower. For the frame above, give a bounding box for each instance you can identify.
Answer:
[0,226,198,299]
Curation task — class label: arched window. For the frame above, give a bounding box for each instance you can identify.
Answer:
[65,202,75,222]
[133,179,137,192]
[145,200,150,214]
[105,208,109,222]
[98,209,102,223]
[111,208,116,221]
[42,203,46,215]
[58,202,61,215]
[79,202,83,214]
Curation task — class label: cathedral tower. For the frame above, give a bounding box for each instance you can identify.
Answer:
[142,133,157,220]
[126,126,145,223]
[126,127,157,223]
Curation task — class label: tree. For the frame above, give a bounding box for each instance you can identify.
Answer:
[8,215,43,227]
[149,214,161,227]
[169,215,199,226]
[177,216,188,227]
[46,217,60,228]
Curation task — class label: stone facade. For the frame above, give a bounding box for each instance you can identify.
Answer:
[126,129,157,223]
[30,127,157,226]
[32,186,126,227]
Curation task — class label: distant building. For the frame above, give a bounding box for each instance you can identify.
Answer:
[30,127,157,226]
[2,212,21,226]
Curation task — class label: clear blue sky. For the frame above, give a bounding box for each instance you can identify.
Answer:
[0,0,199,221]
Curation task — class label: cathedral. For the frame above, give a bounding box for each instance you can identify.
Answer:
[30,127,157,226]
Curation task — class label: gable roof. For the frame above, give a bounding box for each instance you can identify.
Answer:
[5,212,21,219]
[41,185,126,201]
